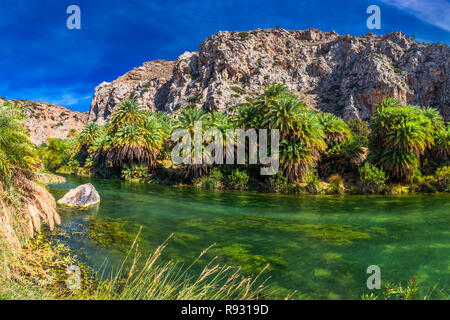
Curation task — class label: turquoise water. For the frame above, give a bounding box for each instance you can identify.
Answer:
[48,175,449,299]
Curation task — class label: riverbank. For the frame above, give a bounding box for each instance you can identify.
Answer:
[62,164,449,197]
[0,172,77,299]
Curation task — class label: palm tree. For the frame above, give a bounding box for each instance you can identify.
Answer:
[277,110,326,182]
[420,106,445,132]
[369,98,436,181]
[0,102,37,185]
[254,83,293,111]
[174,106,209,134]
[172,106,211,179]
[319,137,367,176]
[109,99,149,132]
[107,124,155,168]
[280,137,316,182]
[318,113,352,145]
[262,96,306,139]
[142,115,165,160]
[77,122,104,151]
[233,103,262,129]
[431,127,450,161]
[106,114,164,170]
[209,111,232,134]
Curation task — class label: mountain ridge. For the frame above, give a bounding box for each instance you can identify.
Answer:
[87,27,449,123]
[0,98,88,145]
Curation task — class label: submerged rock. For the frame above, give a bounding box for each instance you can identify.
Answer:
[57,183,101,208]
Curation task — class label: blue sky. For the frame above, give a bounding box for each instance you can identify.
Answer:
[0,0,449,112]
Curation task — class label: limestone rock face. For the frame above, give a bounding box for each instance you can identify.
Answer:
[88,28,449,121]
[57,183,101,208]
[88,60,176,124]
[5,99,88,145]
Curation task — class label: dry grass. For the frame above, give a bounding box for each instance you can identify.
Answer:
[75,232,277,300]
[0,171,64,299]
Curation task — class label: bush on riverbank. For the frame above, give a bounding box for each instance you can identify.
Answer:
[359,162,387,194]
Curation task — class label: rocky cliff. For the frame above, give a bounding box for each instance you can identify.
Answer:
[5,99,88,145]
[89,28,449,123]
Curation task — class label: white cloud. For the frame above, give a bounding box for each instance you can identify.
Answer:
[380,0,450,31]
[52,94,92,107]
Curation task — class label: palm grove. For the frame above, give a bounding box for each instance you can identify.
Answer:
[36,84,449,194]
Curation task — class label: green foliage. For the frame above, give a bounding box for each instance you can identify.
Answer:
[0,102,37,185]
[267,171,288,192]
[40,138,74,171]
[415,175,438,193]
[233,103,263,129]
[110,99,149,132]
[228,169,249,190]
[121,163,149,182]
[77,122,104,150]
[44,90,446,195]
[238,31,249,40]
[369,99,440,182]
[328,174,344,195]
[415,166,450,193]
[362,279,421,300]
[318,113,351,145]
[359,162,387,194]
[319,137,366,176]
[67,159,80,173]
[193,168,224,189]
[230,85,246,95]
[107,112,164,170]
[346,118,370,147]
[305,169,321,194]
[435,166,450,192]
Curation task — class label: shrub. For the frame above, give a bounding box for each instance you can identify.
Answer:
[415,176,438,193]
[193,177,216,189]
[209,168,224,184]
[40,138,73,171]
[328,174,345,195]
[238,31,249,40]
[411,169,422,184]
[230,86,246,95]
[267,171,287,192]
[228,169,249,190]
[283,184,302,194]
[194,168,224,189]
[435,166,450,192]
[346,118,370,146]
[359,162,387,194]
[121,164,149,182]
[67,159,80,173]
[305,170,321,194]
[413,166,449,193]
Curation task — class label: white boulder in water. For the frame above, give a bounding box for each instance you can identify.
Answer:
[57,183,101,208]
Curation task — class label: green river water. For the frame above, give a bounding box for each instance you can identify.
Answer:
[48,175,449,299]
